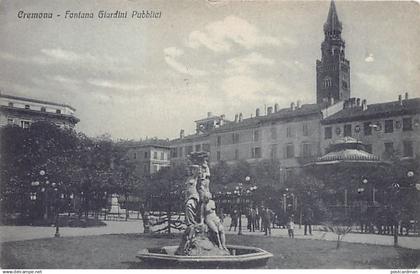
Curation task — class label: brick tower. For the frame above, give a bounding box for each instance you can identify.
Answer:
[316,1,351,105]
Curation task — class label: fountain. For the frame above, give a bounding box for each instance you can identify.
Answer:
[137,152,272,268]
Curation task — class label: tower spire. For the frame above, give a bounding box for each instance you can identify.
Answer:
[316,0,350,105]
[323,0,342,34]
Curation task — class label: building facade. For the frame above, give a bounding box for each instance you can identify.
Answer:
[164,1,419,177]
[126,139,171,177]
[0,93,79,129]
[321,94,420,161]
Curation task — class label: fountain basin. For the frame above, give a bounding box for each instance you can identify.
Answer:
[137,245,273,268]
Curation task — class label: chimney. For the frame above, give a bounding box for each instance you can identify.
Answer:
[256,108,260,117]
[398,95,402,105]
[274,103,279,112]
[290,102,295,111]
[234,114,238,123]
[267,106,273,115]
[296,100,301,109]
[220,114,225,126]
[362,99,367,111]
[405,92,409,100]
[207,112,212,118]
[356,98,361,106]
[239,112,243,122]
[180,129,185,139]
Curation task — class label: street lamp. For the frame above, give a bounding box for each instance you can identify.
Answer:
[391,170,418,246]
[236,176,252,235]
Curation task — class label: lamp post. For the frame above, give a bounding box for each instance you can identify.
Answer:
[234,176,251,235]
[32,169,64,238]
[357,178,369,233]
[391,170,418,246]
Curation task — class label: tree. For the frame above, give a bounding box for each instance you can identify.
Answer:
[0,122,81,221]
[146,164,187,235]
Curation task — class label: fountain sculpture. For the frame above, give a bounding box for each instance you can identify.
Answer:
[137,152,272,268]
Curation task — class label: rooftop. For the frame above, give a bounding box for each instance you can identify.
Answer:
[0,93,76,112]
[322,98,420,124]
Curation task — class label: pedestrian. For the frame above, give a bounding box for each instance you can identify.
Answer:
[263,208,272,236]
[303,207,313,236]
[250,208,256,232]
[287,215,295,239]
[229,209,238,232]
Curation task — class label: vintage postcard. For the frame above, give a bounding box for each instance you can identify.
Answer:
[0,0,419,271]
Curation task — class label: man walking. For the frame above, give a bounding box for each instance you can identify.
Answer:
[303,207,313,236]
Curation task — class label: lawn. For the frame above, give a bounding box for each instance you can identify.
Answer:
[1,233,419,269]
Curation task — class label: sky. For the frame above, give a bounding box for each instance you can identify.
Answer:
[0,0,419,140]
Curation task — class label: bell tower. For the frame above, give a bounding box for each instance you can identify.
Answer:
[316,1,350,105]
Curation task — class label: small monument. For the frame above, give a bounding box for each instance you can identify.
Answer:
[109,193,126,214]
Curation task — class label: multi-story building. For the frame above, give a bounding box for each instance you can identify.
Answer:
[169,112,226,164]
[126,139,171,177]
[321,94,420,160]
[166,0,419,176]
[0,93,79,129]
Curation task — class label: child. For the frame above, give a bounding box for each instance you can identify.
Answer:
[287,216,295,239]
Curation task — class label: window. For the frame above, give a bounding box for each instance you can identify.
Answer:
[56,109,61,114]
[186,146,193,155]
[363,122,372,136]
[160,152,165,160]
[7,118,14,124]
[170,148,177,158]
[270,144,278,159]
[195,144,201,151]
[41,107,46,112]
[271,127,277,140]
[133,152,137,160]
[232,133,240,144]
[403,141,413,157]
[286,127,292,138]
[365,144,373,153]
[403,118,412,131]
[253,130,259,142]
[344,124,352,137]
[217,136,221,147]
[323,77,332,88]
[144,151,149,159]
[8,102,13,107]
[342,81,348,89]
[20,120,30,129]
[303,123,309,136]
[143,164,149,173]
[285,169,293,181]
[153,151,158,159]
[302,143,312,158]
[25,105,30,109]
[285,144,294,159]
[324,127,332,139]
[203,144,210,152]
[251,147,261,158]
[384,142,394,155]
[216,151,221,161]
[384,120,394,133]
[234,149,239,160]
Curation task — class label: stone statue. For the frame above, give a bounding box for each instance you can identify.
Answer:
[184,165,200,226]
[176,152,230,256]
